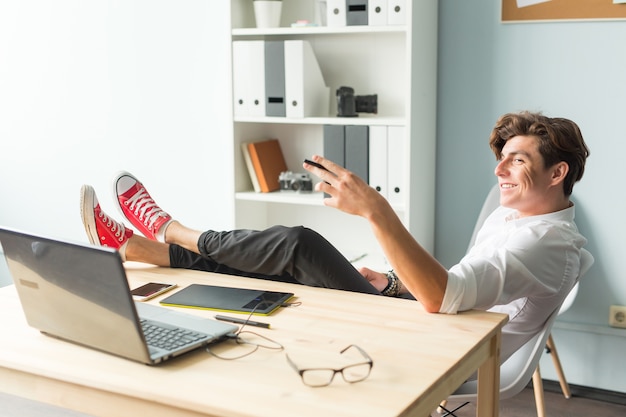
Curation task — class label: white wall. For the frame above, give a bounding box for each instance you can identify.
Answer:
[0,1,233,245]
[437,0,626,393]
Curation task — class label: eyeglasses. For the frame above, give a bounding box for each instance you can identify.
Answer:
[286,344,373,387]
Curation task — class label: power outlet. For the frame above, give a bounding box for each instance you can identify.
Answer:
[609,305,626,328]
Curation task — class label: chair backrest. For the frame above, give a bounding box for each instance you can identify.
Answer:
[451,305,560,398]
[467,183,501,251]
[450,185,595,400]
[559,249,593,315]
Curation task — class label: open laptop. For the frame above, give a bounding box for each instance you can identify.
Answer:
[0,226,237,365]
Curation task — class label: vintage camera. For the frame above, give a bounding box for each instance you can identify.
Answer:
[336,86,378,117]
[279,171,313,193]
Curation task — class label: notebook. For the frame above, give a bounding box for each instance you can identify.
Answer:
[0,226,238,365]
[160,284,294,316]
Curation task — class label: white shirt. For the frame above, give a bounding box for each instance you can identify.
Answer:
[440,204,587,362]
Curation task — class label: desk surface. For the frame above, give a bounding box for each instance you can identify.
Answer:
[0,265,507,417]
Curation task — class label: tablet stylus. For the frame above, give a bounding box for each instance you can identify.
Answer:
[214,314,271,329]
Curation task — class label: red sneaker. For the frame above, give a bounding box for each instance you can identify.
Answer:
[113,171,173,242]
[80,185,133,253]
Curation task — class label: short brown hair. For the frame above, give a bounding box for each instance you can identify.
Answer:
[489,111,590,196]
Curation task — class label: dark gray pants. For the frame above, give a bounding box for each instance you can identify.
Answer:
[169,225,380,294]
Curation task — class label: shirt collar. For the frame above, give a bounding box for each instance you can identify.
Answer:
[504,203,575,225]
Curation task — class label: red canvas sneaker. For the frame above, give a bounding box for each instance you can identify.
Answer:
[80,185,133,254]
[113,171,173,242]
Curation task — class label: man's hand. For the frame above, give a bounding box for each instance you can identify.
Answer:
[303,155,387,220]
[357,267,388,292]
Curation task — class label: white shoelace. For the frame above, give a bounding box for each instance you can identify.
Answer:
[125,188,168,230]
[98,211,125,241]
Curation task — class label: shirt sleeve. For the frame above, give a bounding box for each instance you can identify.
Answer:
[439,256,504,314]
[438,218,579,315]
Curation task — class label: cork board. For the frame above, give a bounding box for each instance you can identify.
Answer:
[502,0,626,22]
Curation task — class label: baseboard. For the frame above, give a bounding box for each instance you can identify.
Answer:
[535,380,626,406]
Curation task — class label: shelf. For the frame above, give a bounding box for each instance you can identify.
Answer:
[235,190,405,212]
[236,191,326,206]
[234,115,406,126]
[232,25,407,37]
[230,1,436,254]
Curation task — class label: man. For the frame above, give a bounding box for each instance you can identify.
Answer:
[80,111,590,363]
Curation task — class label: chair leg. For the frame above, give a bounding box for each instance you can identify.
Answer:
[532,365,546,417]
[546,333,572,399]
[436,400,469,417]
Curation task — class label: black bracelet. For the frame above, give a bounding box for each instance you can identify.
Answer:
[381,270,400,297]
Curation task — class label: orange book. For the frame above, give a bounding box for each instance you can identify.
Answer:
[247,139,288,193]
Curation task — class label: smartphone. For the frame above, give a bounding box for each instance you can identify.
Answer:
[303,159,330,172]
[131,282,177,302]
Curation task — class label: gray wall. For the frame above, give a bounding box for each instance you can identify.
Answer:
[437,0,626,392]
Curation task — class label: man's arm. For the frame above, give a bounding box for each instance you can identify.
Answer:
[304,156,448,313]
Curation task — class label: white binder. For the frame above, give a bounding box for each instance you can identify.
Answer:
[284,40,329,118]
[248,41,266,117]
[387,0,407,25]
[387,125,405,207]
[232,41,265,118]
[368,0,388,26]
[232,41,250,117]
[327,0,347,27]
[368,125,388,198]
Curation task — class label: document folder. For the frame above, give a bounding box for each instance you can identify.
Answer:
[327,0,347,27]
[265,41,286,117]
[345,125,369,183]
[346,0,368,25]
[233,41,266,118]
[387,0,407,25]
[368,0,388,25]
[387,125,405,206]
[368,125,388,198]
[284,40,329,118]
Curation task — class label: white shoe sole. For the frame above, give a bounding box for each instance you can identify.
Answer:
[80,185,100,246]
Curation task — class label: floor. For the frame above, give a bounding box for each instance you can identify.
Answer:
[437,382,626,417]
[2,383,626,417]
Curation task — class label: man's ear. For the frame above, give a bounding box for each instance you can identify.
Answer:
[550,161,569,185]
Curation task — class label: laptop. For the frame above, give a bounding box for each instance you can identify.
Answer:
[0,226,237,365]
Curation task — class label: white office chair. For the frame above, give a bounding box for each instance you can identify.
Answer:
[437,184,594,417]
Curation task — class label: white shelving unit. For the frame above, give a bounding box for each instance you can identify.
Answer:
[229,0,437,266]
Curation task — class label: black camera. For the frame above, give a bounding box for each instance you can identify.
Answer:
[279,171,313,193]
[336,86,378,117]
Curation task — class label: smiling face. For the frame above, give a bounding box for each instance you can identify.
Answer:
[488,112,589,213]
[495,135,568,217]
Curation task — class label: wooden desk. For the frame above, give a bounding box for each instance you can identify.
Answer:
[0,266,507,417]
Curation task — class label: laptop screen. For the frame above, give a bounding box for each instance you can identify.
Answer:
[0,226,150,361]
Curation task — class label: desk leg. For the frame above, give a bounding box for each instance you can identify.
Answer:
[476,331,501,417]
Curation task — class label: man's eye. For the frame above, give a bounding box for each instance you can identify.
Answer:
[513,158,524,164]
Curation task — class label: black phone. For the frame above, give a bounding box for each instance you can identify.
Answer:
[303,159,330,172]
[131,282,178,301]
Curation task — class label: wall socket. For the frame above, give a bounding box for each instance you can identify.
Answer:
[609,305,626,328]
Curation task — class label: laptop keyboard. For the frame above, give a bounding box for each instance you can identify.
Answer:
[141,319,207,351]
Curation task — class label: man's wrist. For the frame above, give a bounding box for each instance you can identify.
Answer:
[381,270,401,297]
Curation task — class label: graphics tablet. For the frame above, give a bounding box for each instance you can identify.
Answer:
[160,284,294,316]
